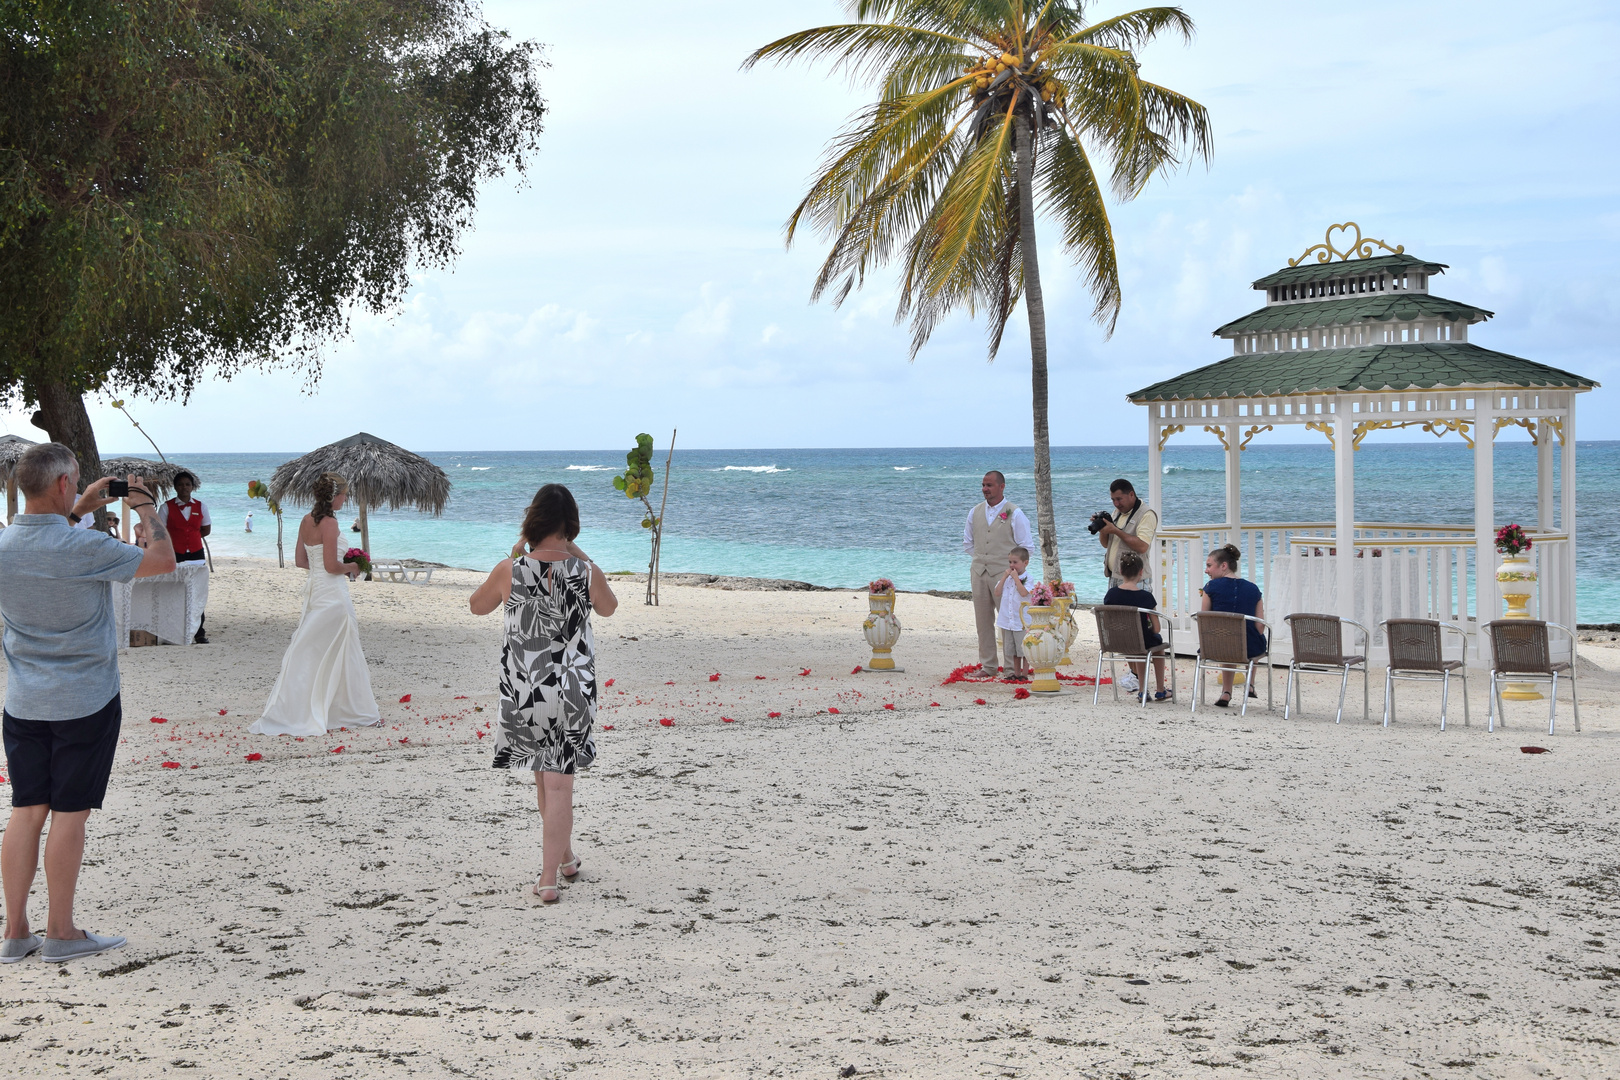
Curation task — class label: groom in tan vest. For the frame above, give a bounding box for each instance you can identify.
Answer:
[964,470,1034,677]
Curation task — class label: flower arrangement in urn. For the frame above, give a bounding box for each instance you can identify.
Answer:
[868,578,895,595]
[343,547,372,574]
[1495,523,1532,556]
[1026,581,1056,607]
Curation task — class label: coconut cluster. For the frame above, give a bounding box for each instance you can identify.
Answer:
[962,50,1065,108]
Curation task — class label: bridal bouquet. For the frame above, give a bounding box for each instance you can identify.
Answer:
[343,547,372,574]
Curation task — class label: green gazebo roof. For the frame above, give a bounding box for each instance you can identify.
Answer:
[1252,253,1446,289]
[1128,343,1598,402]
[1215,293,1493,336]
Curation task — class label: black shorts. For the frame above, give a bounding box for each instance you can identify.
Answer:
[3,695,122,812]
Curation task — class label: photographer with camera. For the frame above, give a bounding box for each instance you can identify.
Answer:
[1091,478,1157,592]
[0,444,175,964]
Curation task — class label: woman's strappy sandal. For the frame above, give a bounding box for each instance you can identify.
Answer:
[560,855,583,882]
[533,877,561,903]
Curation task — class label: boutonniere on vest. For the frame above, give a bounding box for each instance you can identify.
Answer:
[996,509,1010,522]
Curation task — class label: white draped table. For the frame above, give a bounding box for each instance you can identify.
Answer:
[115,561,208,649]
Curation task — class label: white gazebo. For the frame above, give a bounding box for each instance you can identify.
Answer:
[1129,224,1597,665]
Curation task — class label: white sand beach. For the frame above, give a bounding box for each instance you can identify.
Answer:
[2,558,1619,1078]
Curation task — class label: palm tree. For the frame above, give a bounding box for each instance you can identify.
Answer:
[746,1,1211,582]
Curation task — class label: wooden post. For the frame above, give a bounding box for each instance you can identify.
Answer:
[6,474,15,524]
[358,501,370,566]
[1473,393,1497,662]
[1333,403,1356,632]
[1146,408,1162,519]
[1560,403,1577,630]
[1224,421,1241,547]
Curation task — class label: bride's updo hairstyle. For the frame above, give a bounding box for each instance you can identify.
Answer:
[312,472,347,523]
[521,484,580,549]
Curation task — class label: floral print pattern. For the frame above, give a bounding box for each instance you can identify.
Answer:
[492,556,597,774]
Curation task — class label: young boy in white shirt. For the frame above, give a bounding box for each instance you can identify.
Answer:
[992,546,1032,680]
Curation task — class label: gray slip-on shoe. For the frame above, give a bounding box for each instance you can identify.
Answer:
[40,931,126,964]
[0,935,42,963]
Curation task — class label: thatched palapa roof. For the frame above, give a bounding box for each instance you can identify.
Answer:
[100,457,181,499]
[269,432,450,515]
[0,435,36,480]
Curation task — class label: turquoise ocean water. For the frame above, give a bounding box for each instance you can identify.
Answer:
[144,442,1620,623]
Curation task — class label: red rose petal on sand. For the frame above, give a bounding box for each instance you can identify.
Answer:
[399,737,410,744]
[930,701,941,707]
[399,694,412,703]
[799,668,812,676]
[218,709,227,716]
[709,673,721,682]
[602,725,615,731]
[721,717,735,724]
[768,711,782,718]
[475,730,486,739]
[1521,746,1551,754]
[190,765,200,769]
[880,703,894,710]
[604,678,615,687]
[659,718,675,727]
[244,753,263,762]
[974,698,987,706]
[827,707,840,714]
[851,666,863,674]
[1013,687,1031,700]
[161,761,180,769]
[331,746,345,754]
[150,717,168,724]
[665,680,675,685]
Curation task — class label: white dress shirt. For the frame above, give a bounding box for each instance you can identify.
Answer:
[963,498,1035,554]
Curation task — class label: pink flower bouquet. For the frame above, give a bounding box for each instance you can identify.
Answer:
[868,578,895,595]
[1494,523,1532,556]
[1027,581,1056,606]
[343,547,373,574]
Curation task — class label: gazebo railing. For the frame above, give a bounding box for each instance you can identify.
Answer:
[1155,523,1571,664]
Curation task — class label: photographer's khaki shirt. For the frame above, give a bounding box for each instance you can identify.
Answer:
[1105,502,1159,585]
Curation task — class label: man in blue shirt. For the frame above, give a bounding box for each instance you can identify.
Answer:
[0,443,175,964]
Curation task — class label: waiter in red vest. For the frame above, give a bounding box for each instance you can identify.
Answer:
[163,469,212,643]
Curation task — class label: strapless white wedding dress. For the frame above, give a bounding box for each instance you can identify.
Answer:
[252,544,381,736]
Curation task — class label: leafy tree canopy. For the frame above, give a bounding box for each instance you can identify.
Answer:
[0,0,546,414]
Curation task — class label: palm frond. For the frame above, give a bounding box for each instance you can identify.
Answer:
[743,23,974,82]
[1071,6,1194,50]
[1037,126,1121,332]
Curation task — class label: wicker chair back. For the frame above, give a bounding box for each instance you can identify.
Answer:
[1386,619,1447,672]
[1095,606,1149,656]
[1287,613,1344,666]
[1487,620,1552,675]
[1194,611,1249,666]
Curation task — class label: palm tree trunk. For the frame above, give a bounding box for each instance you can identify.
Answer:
[1015,115,1061,584]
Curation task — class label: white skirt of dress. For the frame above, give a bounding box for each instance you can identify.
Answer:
[251,545,381,736]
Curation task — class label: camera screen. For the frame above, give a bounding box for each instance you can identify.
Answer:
[107,480,130,498]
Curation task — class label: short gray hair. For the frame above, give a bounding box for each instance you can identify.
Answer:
[17,442,79,498]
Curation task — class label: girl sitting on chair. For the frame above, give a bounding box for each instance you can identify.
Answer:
[1200,544,1266,707]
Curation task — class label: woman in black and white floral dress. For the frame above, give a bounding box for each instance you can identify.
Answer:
[471,484,617,902]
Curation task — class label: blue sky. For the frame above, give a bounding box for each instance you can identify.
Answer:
[27,0,1619,454]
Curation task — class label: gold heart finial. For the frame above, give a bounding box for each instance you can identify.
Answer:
[1288,222,1405,266]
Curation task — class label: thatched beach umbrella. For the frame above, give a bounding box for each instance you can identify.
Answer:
[0,434,36,521]
[99,457,181,500]
[269,432,450,558]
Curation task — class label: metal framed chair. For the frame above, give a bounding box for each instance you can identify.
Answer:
[1093,605,1177,705]
[1484,620,1580,735]
[1382,618,1470,730]
[1190,611,1272,717]
[1283,613,1369,724]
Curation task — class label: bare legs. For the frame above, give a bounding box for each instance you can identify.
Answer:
[3,805,91,940]
[532,771,575,900]
[1128,657,1169,697]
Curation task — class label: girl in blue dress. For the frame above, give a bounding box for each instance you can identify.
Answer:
[1200,544,1267,707]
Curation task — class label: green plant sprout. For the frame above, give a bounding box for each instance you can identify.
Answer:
[613,430,675,605]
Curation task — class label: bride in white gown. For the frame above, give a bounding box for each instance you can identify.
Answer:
[252,472,380,736]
